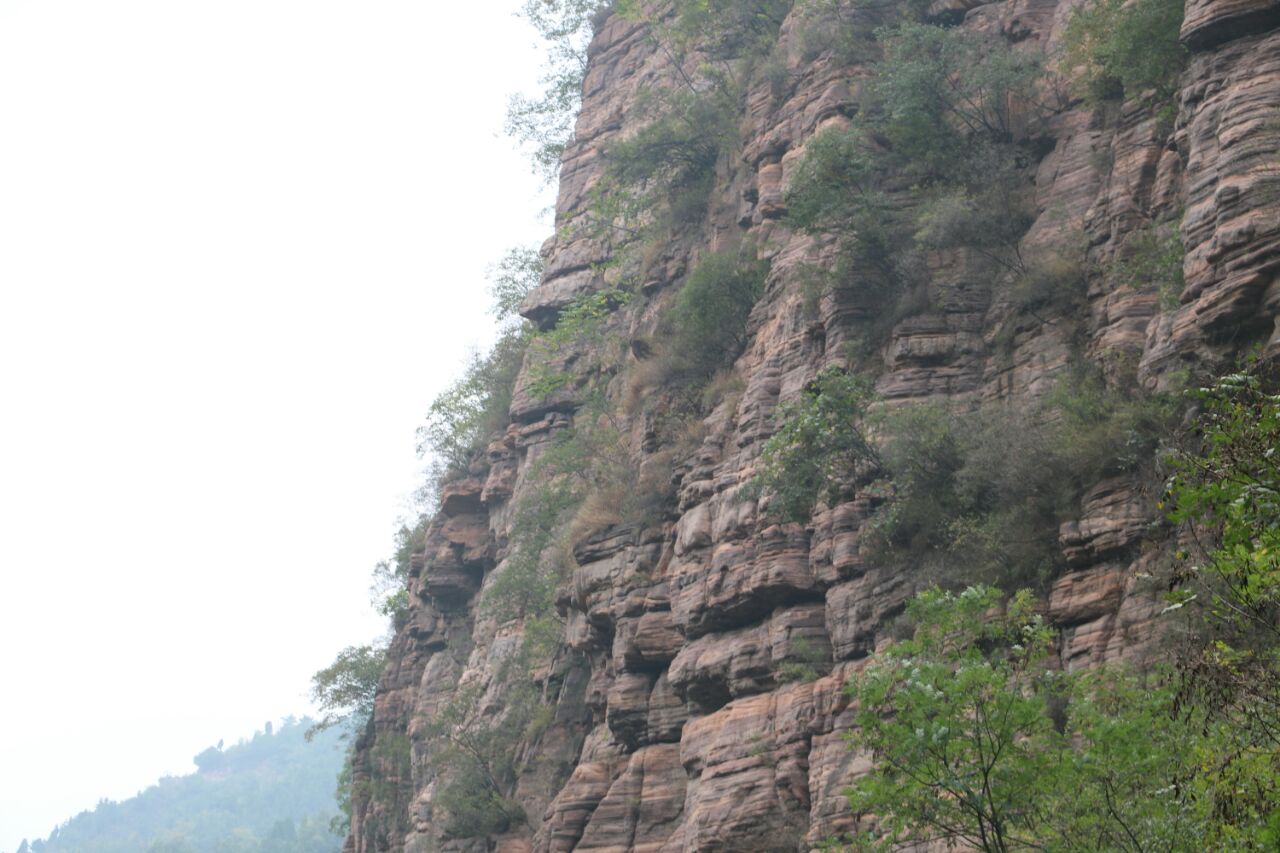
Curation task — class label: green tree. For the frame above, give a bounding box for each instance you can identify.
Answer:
[662,247,768,386]
[308,645,386,739]
[506,0,608,179]
[845,587,1202,852]
[751,368,881,521]
[1061,0,1187,108]
[868,23,1043,176]
[846,587,1060,851]
[1166,366,1280,845]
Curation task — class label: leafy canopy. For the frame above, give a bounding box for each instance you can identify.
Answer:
[1061,0,1187,107]
[846,586,1202,852]
[751,368,882,522]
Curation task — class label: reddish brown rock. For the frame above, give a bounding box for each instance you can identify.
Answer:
[348,3,1280,850]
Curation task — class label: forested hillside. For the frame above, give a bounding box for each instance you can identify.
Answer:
[13,719,344,853]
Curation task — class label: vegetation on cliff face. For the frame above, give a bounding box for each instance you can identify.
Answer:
[838,367,1280,850]
[752,367,1178,589]
[1061,0,1188,109]
[783,18,1054,355]
[330,0,1280,848]
[506,0,606,180]
[20,720,344,853]
[845,586,1198,852]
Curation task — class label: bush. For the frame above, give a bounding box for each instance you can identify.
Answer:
[846,585,1203,851]
[1111,221,1185,310]
[525,286,630,399]
[783,26,1044,353]
[751,368,882,521]
[868,23,1043,176]
[912,151,1037,273]
[592,88,737,232]
[784,125,884,236]
[422,684,529,839]
[1008,250,1088,317]
[370,519,429,629]
[659,247,769,386]
[872,370,1179,589]
[417,328,530,478]
[1165,366,1280,843]
[417,247,541,485]
[1061,0,1187,109]
[753,364,1178,587]
[618,0,792,63]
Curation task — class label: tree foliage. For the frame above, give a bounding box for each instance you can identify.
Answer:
[845,587,1201,852]
[506,0,608,179]
[751,369,882,521]
[868,23,1043,176]
[1061,0,1187,108]
[417,247,541,487]
[1165,366,1280,845]
[660,246,769,386]
[308,645,387,740]
[783,21,1048,348]
[837,366,1280,851]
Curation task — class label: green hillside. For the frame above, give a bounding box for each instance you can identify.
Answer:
[16,718,345,853]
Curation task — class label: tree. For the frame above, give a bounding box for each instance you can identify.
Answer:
[844,586,1202,852]
[1061,0,1187,108]
[846,587,1061,851]
[1166,366,1280,845]
[751,368,881,521]
[308,645,386,739]
[506,0,607,179]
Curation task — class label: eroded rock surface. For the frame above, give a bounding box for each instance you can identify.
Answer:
[347,3,1280,851]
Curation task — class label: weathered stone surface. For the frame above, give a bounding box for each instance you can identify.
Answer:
[667,604,830,709]
[671,523,821,639]
[1183,0,1280,50]
[575,745,687,853]
[678,684,818,853]
[1058,477,1152,568]
[349,2,1280,850]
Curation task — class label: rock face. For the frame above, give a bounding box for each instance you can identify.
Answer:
[347,2,1280,851]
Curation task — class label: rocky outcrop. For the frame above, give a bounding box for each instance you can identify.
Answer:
[347,1,1280,851]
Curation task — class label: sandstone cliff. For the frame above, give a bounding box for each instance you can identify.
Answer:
[345,1,1280,850]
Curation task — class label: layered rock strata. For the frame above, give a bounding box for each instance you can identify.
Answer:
[347,1,1280,850]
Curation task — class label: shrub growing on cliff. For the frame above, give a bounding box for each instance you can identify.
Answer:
[1112,220,1186,310]
[871,371,1178,589]
[423,683,530,839]
[590,87,738,233]
[751,368,882,521]
[417,247,541,487]
[525,285,631,399]
[754,365,1177,586]
[617,0,793,65]
[307,644,387,739]
[785,125,881,231]
[651,246,770,388]
[783,24,1046,353]
[868,23,1044,176]
[846,585,1202,851]
[1061,0,1187,109]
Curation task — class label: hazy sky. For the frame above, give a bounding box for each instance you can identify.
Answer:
[0,1,554,848]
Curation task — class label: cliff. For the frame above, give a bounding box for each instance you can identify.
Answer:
[345,0,1280,850]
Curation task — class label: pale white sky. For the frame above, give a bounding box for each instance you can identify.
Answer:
[0,2,554,848]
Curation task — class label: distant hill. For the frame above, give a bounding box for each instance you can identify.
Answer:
[15,718,345,853]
